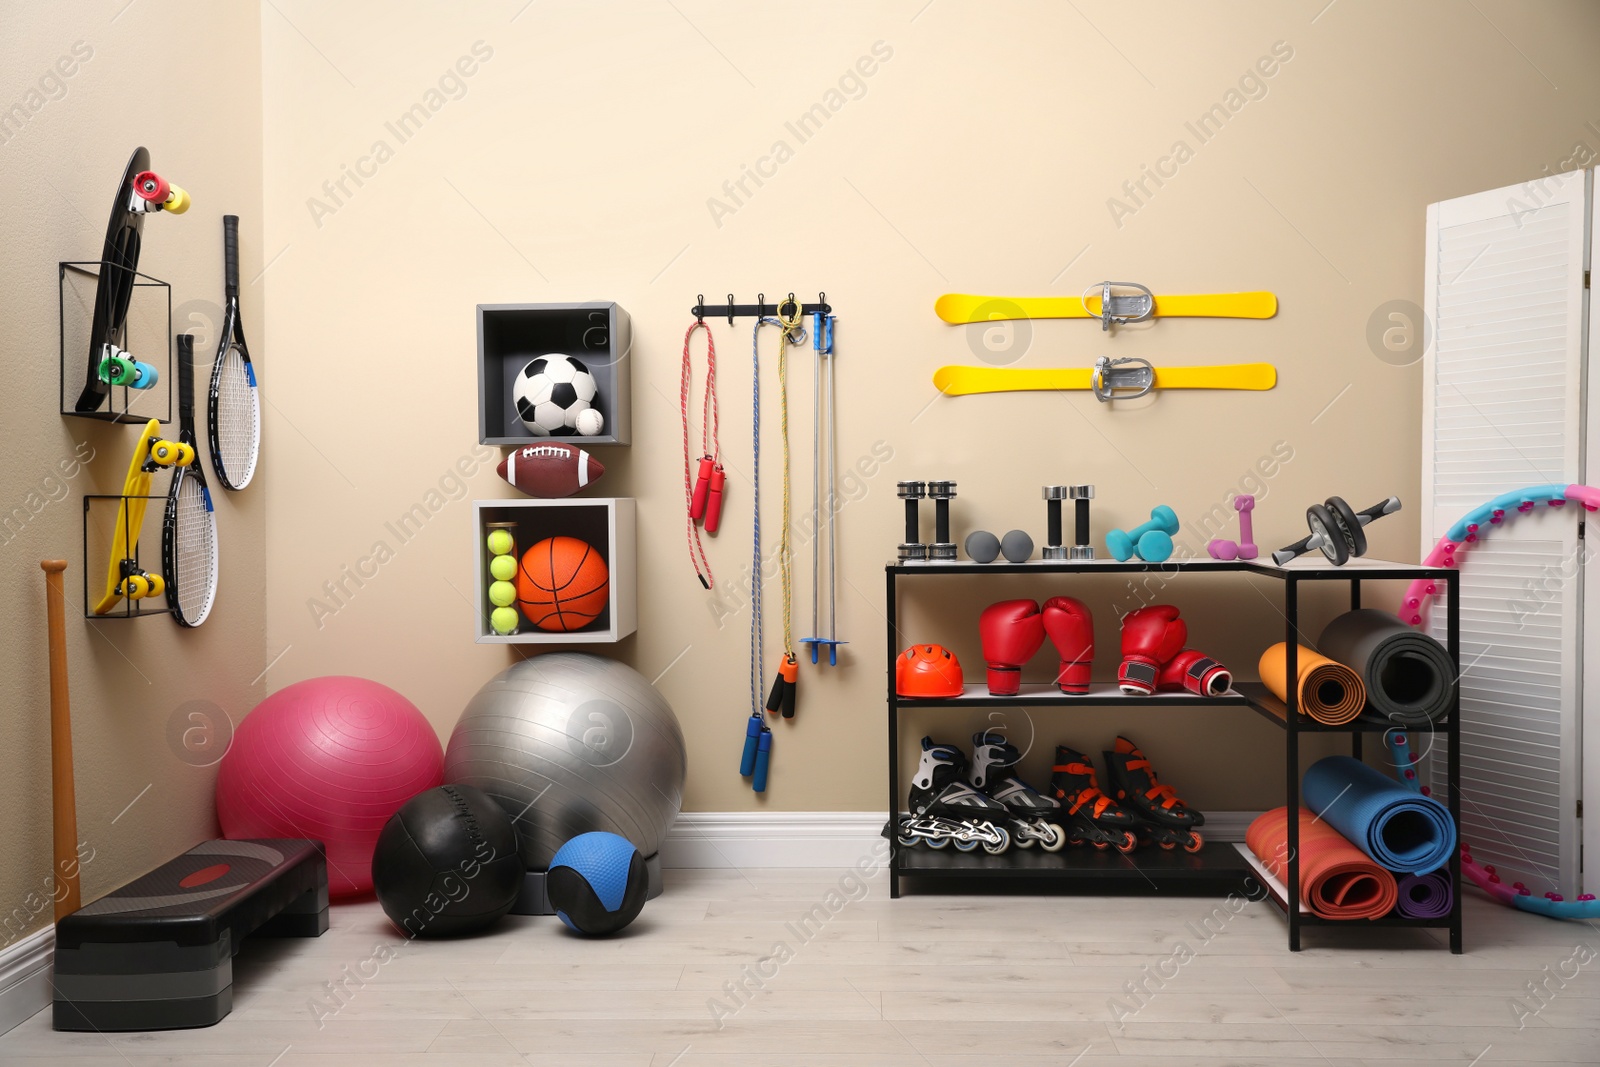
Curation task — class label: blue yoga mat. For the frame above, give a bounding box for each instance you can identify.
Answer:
[1302,756,1456,875]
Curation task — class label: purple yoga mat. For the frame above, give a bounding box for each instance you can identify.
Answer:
[1395,869,1452,919]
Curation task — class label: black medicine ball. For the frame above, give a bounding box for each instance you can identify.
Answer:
[372,784,523,937]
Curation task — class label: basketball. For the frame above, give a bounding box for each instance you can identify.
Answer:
[516,535,609,631]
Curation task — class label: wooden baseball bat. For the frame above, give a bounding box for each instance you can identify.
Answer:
[41,560,81,919]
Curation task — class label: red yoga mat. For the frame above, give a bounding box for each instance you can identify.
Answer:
[1246,807,1398,920]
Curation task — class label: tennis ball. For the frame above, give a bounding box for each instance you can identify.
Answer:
[489,607,519,635]
[488,580,517,607]
[486,529,514,556]
[489,554,517,581]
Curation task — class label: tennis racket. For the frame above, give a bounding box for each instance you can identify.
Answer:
[164,334,218,627]
[209,214,260,490]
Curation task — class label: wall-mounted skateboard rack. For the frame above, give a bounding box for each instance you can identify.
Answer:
[59,260,172,425]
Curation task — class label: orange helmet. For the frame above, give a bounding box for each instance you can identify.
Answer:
[896,644,965,698]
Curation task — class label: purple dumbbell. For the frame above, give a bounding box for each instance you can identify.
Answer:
[1207,494,1257,560]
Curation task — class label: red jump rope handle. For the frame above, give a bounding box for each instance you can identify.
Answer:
[690,456,714,521]
[704,465,726,533]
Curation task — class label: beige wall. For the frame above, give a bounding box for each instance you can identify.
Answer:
[249,0,1600,815]
[0,3,265,944]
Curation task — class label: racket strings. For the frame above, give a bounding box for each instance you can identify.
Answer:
[215,346,259,483]
[172,478,216,621]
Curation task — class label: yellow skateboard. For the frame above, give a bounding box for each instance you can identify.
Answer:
[93,418,191,615]
[935,287,1277,327]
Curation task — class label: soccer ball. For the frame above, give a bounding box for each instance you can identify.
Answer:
[513,355,600,436]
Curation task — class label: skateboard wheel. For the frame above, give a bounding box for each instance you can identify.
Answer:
[121,574,149,599]
[176,442,196,466]
[150,440,182,466]
[99,354,136,385]
[144,573,165,598]
[130,361,159,389]
[163,184,191,214]
[132,170,169,202]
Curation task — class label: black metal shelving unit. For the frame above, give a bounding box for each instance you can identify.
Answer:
[884,555,1462,953]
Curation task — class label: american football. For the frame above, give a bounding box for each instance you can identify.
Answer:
[496,442,605,498]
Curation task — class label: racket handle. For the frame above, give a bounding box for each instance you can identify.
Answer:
[739,714,761,777]
[690,456,713,521]
[223,214,240,295]
[752,728,772,793]
[176,334,194,422]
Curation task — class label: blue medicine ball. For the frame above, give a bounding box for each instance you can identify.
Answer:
[546,832,647,936]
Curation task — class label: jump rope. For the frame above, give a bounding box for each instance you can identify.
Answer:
[738,304,803,792]
[680,319,721,588]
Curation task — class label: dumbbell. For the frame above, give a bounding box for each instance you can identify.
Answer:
[897,481,927,562]
[927,481,957,561]
[1041,485,1095,560]
[1207,494,1258,560]
[1106,505,1179,563]
[1273,495,1401,566]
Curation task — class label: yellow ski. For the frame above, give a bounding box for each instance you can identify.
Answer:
[935,289,1277,325]
[932,362,1277,397]
[93,419,167,615]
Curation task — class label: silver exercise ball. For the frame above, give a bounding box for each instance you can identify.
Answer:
[444,653,686,870]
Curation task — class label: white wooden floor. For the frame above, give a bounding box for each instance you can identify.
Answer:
[3,866,1597,1065]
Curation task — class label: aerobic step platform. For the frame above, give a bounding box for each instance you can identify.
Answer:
[54,839,328,1031]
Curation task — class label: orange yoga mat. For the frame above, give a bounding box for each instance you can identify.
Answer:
[1246,808,1397,920]
[1258,642,1366,725]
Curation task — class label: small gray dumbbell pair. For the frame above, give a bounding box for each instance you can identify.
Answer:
[965,529,1034,564]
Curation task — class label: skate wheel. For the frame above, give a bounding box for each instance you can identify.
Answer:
[1183,831,1204,854]
[925,836,949,850]
[145,572,165,597]
[131,362,158,389]
[120,574,149,599]
[164,184,191,214]
[952,837,979,853]
[133,170,169,202]
[150,440,183,466]
[100,353,137,385]
[176,442,196,466]
[1114,831,1138,854]
[1091,840,1109,851]
[1038,823,1067,853]
[896,833,919,848]
[1014,836,1034,849]
[983,827,1010,855]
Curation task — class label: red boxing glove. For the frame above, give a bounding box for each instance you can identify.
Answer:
[704,464,726,533]
[1041,596,1094,694]
[978,599,1045,695]
[690,455,714,521]
[1158,649,1232,697]
[1117,605,1187,695]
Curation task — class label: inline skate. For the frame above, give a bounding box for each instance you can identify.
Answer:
[968,730,1066,851]
[1102,735,1204,853]
[896,737,1011,854]
[1049,745,1138,853]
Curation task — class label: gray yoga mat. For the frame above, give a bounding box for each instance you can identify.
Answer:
[1317,609,1454,725]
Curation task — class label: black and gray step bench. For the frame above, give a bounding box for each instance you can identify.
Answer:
[54,838,328,1032]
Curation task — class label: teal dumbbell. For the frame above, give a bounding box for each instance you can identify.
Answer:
[1106,505,1179,562]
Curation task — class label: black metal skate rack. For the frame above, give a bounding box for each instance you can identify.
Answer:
[884,555,1462,953]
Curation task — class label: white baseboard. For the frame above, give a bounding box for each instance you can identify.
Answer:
[0,926,52,1038]
[662,811,1260,869]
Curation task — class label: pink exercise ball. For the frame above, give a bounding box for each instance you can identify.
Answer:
[216,676,443,897]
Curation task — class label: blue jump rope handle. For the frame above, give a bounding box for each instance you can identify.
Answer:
[752,728,772,792]
[739,714,761,777]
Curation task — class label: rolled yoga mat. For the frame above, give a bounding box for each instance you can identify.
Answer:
[1303,755,1457,875]
[1317,609,1454,725]
[1258,642,1367,725]
[1395,869,1453,919]
[1246,807,1398,920]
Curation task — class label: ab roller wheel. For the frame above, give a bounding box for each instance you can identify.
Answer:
[1273,495,1401,566]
